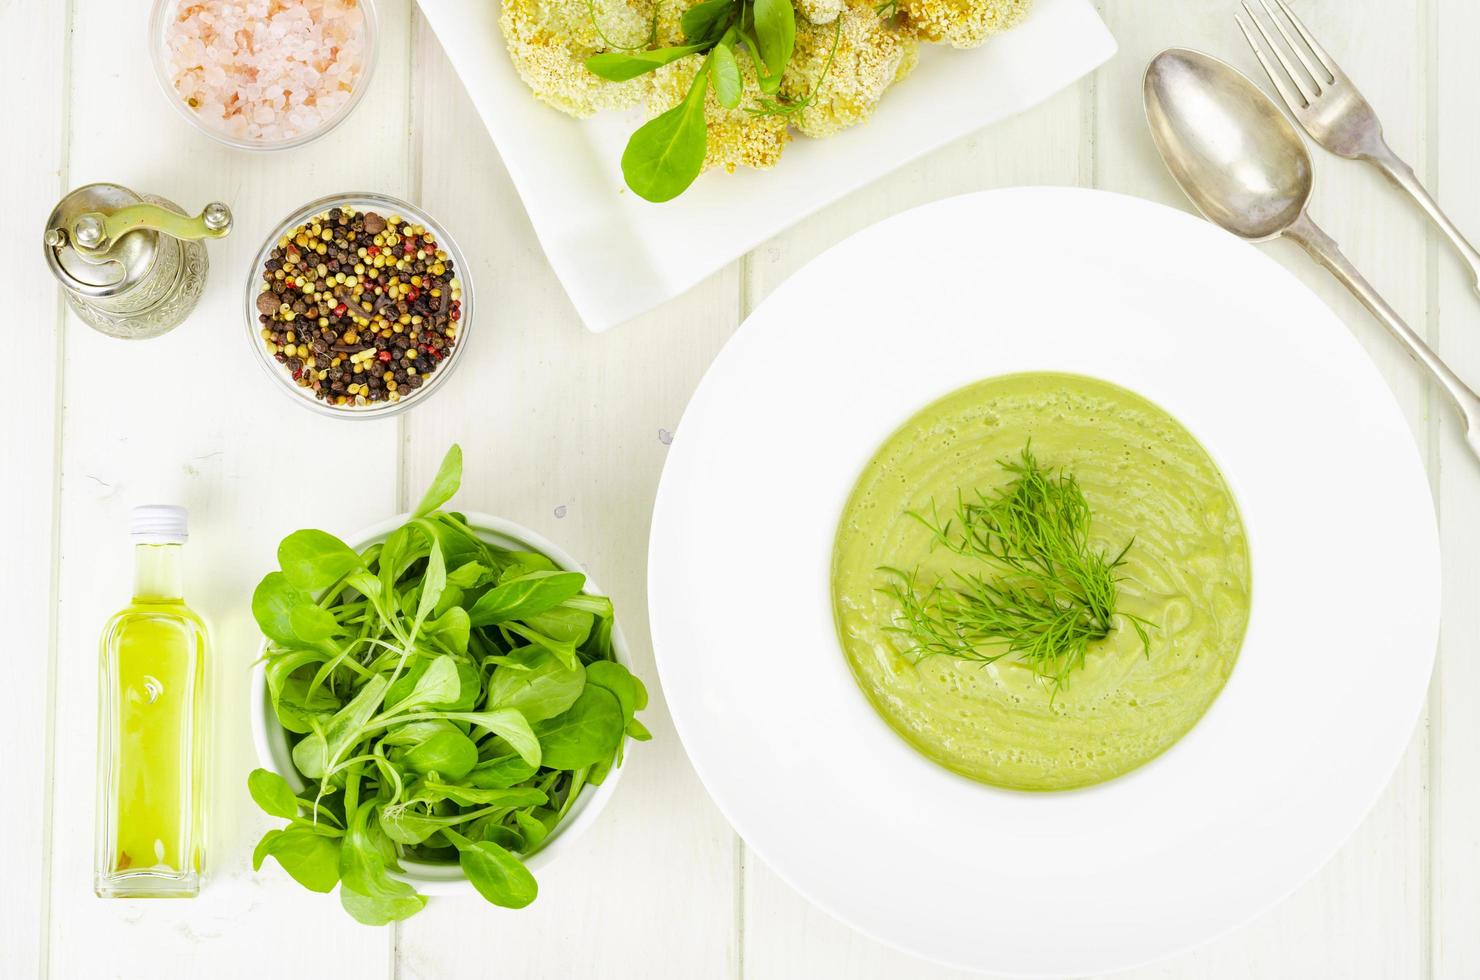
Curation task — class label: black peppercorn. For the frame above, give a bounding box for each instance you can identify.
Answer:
[257,206,461,410]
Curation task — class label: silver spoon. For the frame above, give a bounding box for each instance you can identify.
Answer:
[1143,47,1480,461]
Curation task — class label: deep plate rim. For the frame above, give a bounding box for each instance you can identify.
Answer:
[647,186,1440,977]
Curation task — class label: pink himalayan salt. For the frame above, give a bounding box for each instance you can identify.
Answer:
[164,0,367,144]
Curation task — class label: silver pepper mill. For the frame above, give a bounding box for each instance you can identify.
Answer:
[43,183,232,339]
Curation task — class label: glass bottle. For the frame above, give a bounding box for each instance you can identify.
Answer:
[95,505,208,898]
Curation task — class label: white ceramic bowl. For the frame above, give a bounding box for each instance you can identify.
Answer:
[648,188,1441,976]
[149,0,379,152]
[250,512,631,895]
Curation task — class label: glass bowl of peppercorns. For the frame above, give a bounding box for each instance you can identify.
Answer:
[246,192,472,417]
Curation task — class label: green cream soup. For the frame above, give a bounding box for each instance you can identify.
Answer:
[831,373,1251,791]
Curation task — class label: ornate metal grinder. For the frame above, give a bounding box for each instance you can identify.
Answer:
[43,182,232,339]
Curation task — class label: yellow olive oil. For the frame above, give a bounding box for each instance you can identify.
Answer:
[95,506,208,898]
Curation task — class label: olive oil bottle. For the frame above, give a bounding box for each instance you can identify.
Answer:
[95,506,208,898]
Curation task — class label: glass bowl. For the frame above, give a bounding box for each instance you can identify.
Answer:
[149,0,379,152]
[244,193,474,419]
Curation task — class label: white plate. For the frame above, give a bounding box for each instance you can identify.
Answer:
[415,0,1114,331]
[647,188,1440,977]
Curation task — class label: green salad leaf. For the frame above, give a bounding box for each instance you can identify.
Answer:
[750,0,795,87]
[248,768,301,820]
[710,42,743,109]
[279,530,364,592]
[622,66,715,203]
[586,0,826,201]
[412,444,463,519]
[448,831,539,909]
[681,0,734,44]
[586,44,708,81]
[248,444,648,924]
[254,828,342,894]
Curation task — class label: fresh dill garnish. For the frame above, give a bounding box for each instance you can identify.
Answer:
[881,444,1153,692]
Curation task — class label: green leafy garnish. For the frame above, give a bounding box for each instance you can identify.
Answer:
[586,45,708,81]
[584,0,806,201]
[621,58,716,202]
[248,444,650,924]
[710,41,743,108]
[747,0,795,92]
[747,18,841,118]
[883,445,1153,692]
[681,0,736,44]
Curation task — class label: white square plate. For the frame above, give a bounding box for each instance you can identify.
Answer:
[416,0,1115,330]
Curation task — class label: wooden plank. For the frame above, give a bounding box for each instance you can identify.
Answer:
[737,81,1089,979]
[391,10,743,978]
[1100,1,1431,977]
[41,2,415,977]
[1429,0,1480,975]
[19,1,1464,977]
[0,0,67,976]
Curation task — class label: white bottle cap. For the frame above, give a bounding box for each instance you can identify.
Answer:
[131,505,189,544]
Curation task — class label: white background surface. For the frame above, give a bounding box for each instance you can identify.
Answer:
[3,1,1477,978]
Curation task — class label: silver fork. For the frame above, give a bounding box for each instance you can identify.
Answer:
[1237,0,1480,296]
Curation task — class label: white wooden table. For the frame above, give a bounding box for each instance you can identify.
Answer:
[5,1,1477,977]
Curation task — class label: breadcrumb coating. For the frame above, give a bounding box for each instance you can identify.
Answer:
[497,0,1036,183]
[898,0,1031,49]
[500,0,657,116]
[652,0,693,45]
[795,0,845,26]
[647,54,791,172]
[782,1,918,138]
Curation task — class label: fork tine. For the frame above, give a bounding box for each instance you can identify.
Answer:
[1236,8,1312,111]
[1244,0,1320,102]
[1270,0,1338,83]
[1255,0,1325,93]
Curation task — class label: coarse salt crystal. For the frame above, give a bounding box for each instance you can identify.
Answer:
[162,0,367,145]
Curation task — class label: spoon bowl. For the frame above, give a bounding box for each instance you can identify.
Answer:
[1144,48,1313,242]
[1143,45,1480,462]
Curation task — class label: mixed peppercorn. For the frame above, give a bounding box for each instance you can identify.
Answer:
[256,206,462,408]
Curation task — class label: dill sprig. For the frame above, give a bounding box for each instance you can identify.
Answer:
[881,445,1152,692]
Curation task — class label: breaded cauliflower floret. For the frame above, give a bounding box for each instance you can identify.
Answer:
[652,0,695,45]
[647,55,791,172]
[656,0,843,40]
[501,0,657,116]
[782,0,918,137]
[899,0,1031,49]
[796,0,846,26]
